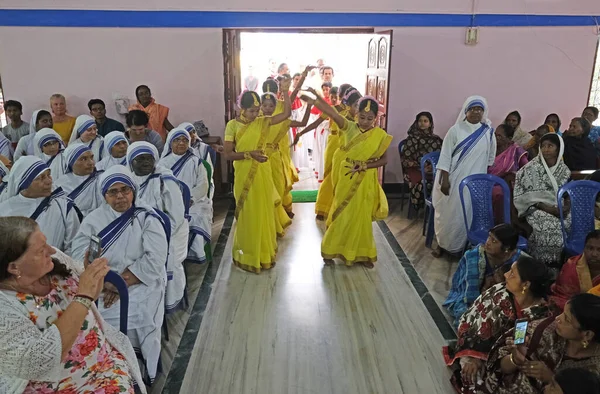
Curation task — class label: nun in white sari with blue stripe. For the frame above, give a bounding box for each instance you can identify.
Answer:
[55,143,104,216]
[70,165,168,383]
[432,96,497,254]
[33,128,66,181]
[0,161,10,200]
[178,122,215,175]
[96,131,129,171]
[0,156,80,254]
[159,128,212,263]
[69,115,105,162]
[128,141,188,312]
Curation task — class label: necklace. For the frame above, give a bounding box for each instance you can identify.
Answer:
[0,277,52,309]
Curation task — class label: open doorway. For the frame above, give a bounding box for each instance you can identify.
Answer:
[228,29,392,194]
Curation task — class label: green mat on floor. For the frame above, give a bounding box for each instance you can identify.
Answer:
[291,190,318,203]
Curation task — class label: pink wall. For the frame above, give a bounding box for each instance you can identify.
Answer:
[2,0,600,14]
[0,24,598,183]
[0,27,224,136]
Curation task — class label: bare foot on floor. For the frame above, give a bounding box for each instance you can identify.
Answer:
[316,215,325,221]
[361,262,375,269]
[323,259,334,266]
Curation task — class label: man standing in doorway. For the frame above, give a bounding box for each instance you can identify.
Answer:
[2,100,29,149]
[320,66,334,84]
[88,99,125,137]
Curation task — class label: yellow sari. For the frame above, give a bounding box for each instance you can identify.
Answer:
[315,106,347,218]
[265,118,293,232]
[321,121,392,265]
[225,117,279,273]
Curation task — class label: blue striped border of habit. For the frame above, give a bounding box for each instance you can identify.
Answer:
[0,9,599,28]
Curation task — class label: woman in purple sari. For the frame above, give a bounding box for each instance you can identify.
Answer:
[489,124,528,224]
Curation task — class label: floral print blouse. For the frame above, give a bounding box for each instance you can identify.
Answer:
[12,275,135,394]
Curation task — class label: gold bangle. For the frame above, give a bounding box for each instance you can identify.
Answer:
[243,152,252,160]
[509,354,520,367]
[73,295,93,310]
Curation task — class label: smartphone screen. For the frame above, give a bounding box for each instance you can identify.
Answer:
[514,320,529,345]
[88,235,101,261]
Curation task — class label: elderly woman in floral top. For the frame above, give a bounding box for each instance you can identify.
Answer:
[443,255,552,393]
[401,111,442,211]
[0,216,145,393]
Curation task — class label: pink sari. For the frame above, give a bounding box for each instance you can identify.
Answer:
[489,143,528,223]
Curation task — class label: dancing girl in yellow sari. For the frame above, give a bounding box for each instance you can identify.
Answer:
[261,90,312,221]
[293,84,356,220]
[303,90,392,268]
[224,90,291,273]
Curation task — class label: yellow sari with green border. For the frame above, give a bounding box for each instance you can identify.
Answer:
[315,106,347,218]
[226,117,279,273]
[265,118,293,232]
[321,121,392,265]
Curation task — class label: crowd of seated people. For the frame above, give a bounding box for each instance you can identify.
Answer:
[0,87,216,390]
[400,100,600,393]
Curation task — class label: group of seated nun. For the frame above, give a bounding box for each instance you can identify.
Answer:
[0,121,215,384]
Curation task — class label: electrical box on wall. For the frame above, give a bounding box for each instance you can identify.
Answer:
[465,27,479,46]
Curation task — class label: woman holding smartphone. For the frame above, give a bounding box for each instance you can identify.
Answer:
[478,293,600,393]
[443,255,552,392]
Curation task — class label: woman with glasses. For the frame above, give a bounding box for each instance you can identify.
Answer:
[159,127,212,263]
[432,96,497,257]
[443,255,552,393]
[71,165,169,383]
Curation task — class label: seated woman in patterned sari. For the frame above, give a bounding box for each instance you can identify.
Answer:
[477,293,600,394]
[159,127,212,263]
[444,224,524,325]
[71,165,169,383]
[551,230,600,311]
[223,89,292,273]
[401,111,443,212]
[488,123,528,224]
[302,89,392,268]
[514,133,571,268]
[443,254,552,392]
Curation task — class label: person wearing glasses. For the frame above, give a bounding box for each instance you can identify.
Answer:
[71,165,169,383]
[432,96,497,257]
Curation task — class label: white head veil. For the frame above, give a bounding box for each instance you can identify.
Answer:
[33,128,65,159]
[455,95,491,126]
[161,128,190,159]
[103,131,129,159]
[539,133,565,193]
[69,115,96,145]
[3,156,49,199]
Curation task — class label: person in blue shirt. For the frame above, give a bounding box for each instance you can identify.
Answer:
[87,98,125,137]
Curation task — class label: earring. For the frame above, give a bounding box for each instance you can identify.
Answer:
[521,287,527,295]
[582,340,589,349]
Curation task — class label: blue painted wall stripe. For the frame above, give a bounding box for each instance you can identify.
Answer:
[0,10,598,28]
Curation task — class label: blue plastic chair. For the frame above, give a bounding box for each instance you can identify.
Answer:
[459,174,528,250]
[558,180,600,256]
[420,151,440,248]
[103,270,129,334]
